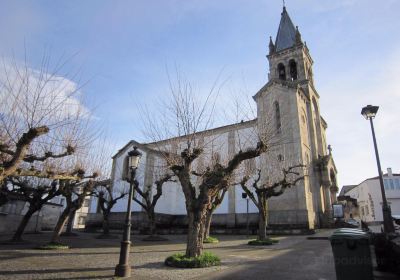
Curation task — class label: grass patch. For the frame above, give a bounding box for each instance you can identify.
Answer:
[35,242,70,250]
[165,251,221,268]
[248,238,279,246]
[203,236,219,244]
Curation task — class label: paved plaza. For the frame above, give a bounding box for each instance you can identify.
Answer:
[1,230,399,280]
[0,230,339,280]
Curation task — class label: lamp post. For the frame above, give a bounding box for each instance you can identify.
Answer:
[242,192,250,237]
[361,105,394,233]
[115,146,142,277]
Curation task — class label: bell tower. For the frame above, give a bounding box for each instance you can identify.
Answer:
[253,5,338,230]
[267,6,314,86]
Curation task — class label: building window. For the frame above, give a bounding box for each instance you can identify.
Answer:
[395,179,400,190]
[277,154,284,162]
[289,59,298,80]
[212,152,221,164]
[389,179,395,190]
[384,179,389,190]
[274,101,281,133]
[278,63,286,80]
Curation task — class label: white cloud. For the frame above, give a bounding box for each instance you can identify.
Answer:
[0,59,91,130]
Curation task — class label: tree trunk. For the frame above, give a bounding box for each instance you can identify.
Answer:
[65,210,76,234]
[102,210,110,235]
[186,210,206,258]
[148,209,156,236]
[258,213,267,241]
[12,207,37,241]
[258,198,268,241]
[51,207,70,243]
[203,210,212,240]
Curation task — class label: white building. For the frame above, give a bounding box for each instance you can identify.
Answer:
[89,6,338,231]
[342,168,400,225]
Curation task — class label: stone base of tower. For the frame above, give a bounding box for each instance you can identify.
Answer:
[318,210,335,228]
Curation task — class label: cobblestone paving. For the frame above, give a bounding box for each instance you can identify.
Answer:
[0,231,335,280]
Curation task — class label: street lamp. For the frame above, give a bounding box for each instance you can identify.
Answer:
[242,192,250,237]
[115,146,142,277]
[361,105,394,233]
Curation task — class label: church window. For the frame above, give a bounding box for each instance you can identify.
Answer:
[274,101,281,133]
[278,63,286,80]
[212,152,221,164]
[289,59,298,80]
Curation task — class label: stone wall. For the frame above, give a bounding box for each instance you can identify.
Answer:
[86,211,315,235]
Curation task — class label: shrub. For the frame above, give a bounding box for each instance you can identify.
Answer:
[248,238,279,246]
[35,242,69,250]
[165,252,221,268]
[203,236,219,244]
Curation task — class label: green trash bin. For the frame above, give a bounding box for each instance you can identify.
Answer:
[329,228,373,280]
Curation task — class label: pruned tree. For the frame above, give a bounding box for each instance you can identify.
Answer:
[0,52,93,205]
[50,174,110,243]
[93,183,127,237]
[141,70,270,258]
[49,136,113,244]
[7,177,59,242]
[240,164,306,241]
[131,173,173,239]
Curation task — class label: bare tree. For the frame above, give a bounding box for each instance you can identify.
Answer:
[93,183,127,238]
[131,173,173,240]
[50,142,113,244]
[7,177,59,241]
[0,53,93,205]
[240,164,306,241]
[141,71,269,258]
[50,174,110,243]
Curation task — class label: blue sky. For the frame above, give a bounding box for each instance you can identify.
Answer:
[1,0,400,186]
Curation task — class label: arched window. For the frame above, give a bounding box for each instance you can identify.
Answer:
[289,60,297,80]
[212,152,221,164]
[278,63,286,80]
[274,101,281,133]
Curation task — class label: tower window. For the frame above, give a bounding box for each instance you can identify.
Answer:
[289,60,298,80]
[274,101,281,133]
[278,63,286,80]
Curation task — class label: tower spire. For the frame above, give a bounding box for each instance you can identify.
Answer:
[274,5,298,52]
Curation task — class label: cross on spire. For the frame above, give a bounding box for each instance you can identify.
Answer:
[328,145,332,155]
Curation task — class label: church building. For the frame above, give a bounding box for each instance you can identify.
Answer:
[89,6,338,232]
